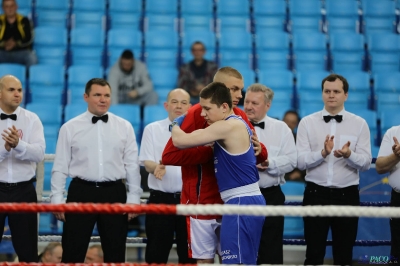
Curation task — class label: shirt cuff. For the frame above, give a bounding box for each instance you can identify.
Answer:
[127,193,141,204]
[50,194,66,204]
[13,140,27,153]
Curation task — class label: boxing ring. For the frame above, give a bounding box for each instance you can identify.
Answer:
[0,154,394,264]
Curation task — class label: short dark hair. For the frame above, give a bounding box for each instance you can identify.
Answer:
[191,41,205,50]
[121,49,134,60]
[199,82,232,109]
[85,78,111,95]
[283,110,300,122]
[321,74,349,93]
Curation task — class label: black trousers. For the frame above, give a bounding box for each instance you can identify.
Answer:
[145,190,195,264]
[0,181,38,262]
[257,185,285,265]
[61,179,128,263]
[390,189,400,262]
[303,182,359,266]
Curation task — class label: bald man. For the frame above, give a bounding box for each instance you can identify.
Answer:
[0,75,45,261]
[139,88,195,264]
[85,245,104,263]
[162,67,268,263]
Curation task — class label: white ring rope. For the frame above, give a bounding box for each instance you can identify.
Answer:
[2,235,145,243]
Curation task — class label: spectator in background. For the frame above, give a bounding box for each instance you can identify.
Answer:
[139,88,195,264]
[108,49,157,106]
[283,110,300,140]
[244,84,297,264]
[178,41,218,104]
[0,0,37,66]
[39,243,62,263]
[282,110,305,182]
[85,245,104,263]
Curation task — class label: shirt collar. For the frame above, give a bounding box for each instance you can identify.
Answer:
[0,106,21,116]
[321,108,346,121]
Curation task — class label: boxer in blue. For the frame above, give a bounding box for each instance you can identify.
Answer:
[171,81,266,264]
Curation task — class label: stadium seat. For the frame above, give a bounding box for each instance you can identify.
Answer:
[292,32,327,52]
[361,0,396,19]
[289,16,321,33]
[281,181,305,238]
[368,33,400,55]
[107,29,142,65]
[109,104,141,140]
[269,90,293,113]
[109,12,141,30]
[334,71,371,93]
[325,17,359,34]
[330,33,365,71]
[254,16,286,33]
[375,92,400,113]
[253,0,286,20]
[219,31,252,51]
[292,32,328,71]
[109,0,142,14]
[297,91,323,111]
[293,52,327,71]
[255,31,290,52]
[217,16,250,32]
[373,72,400,93]
[67,66,104,103]
[296,70,331,92]
[0,63,26,88]
[70,28,105,66]
[331,52,364,72]
[144,30,179,51]
[181,0,213,15]
[64,104,88,122]
[380,111,400,134]
[145,49,178,69]
[25,103,62,128]
[258,70,294,93]
[16,0,32,17]
[363,17,396,36]
[148,67,178,91]
[157,89,170,104]
[71,11,106,29]
[239,69,256,92]
[180,15,214,32]
[289,0,322,18]
[369,53,399,73]
[325,0,359,19]
[143,105,167,126]
[34,10,69,27]
[216,0,250,18]
[72,0,106,12]
[144,0,178,15]
[28,65,65,104]
[34,26,68,66]
[144,14,178,31]
[257,50,290,71]
[219,50,253,70]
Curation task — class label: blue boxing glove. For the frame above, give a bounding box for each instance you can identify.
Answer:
[169,114,186,132]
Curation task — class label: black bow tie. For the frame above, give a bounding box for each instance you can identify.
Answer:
[323,115,342,123]
[92,114,108,124]
[0,113,17,121]
[251,121,265,129]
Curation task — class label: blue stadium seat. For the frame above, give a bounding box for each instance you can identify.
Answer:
[16,0,32,17]
[258,70,294,93]
[289,16,321,33]
[255,31,290,52]
[25,103,62,128]
[144,30,179,51]
[325,17,359,34]
[180,15,214,32]
[145,49,178,68]
[369,53,399,73]
[375,92,400,113]
[330,33,365,71]
[331,52,364,72]
[253,0,286,19]
[345,91,369,110]
[368,33,400,55]
[148,67,178,91]
[292,32,327,70]
[64,103,87,123]
[28,65,64,104]
[334,71,371,93]
[144,14,178,31]
[256,50,290,71]
[325,0,359,19]
[157,89,170,104]
[219,50,253,70]
[216,0,250,18]
[296,70,331,92]
[109,12,141,30]
[297,91,323,111]
[70,28,105,66]
[67,66,104,104]
[292,32,327,52]
[294,51,327,71]
[72,0,106,12]
[109,104,141,140]
[145,0,178,15]
[143,105,167,126]
[181,0,213,16]
[217,16,250,32]
[380,111,400,134]
[109,0,142,14]
[34,26,68,66]
[107,29,142,65]
[68,89,86,105]
[34,10,69,27]
[35,0,69,12]
[289,0,322,18]
[45,136,58,154]
[363,17,396,35]
[0,63,26,88]
[239,69,256,92]
[72,11,106,29]
[281,181,305,238]
[374,72,400,93]
[269,90,293,113]
[254,16,287,33]
[361,0,396,19]
[219,31,252,51]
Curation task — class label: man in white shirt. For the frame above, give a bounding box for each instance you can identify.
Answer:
[376,127,400,262]
[296,74,371,265]
[51,78,143,263]
[244,83,297,264]
[139,88,195,264]
[0,75,45,262]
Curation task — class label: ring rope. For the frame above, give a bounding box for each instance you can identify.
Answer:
[0,203,399,217]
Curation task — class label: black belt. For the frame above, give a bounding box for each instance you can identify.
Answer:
[73,178,122,187]
[260,185,281,193]
[150,189,181,198]
[0,178,36,188]
[306,181,358,193]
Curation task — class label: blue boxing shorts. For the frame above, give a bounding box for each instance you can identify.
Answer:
[220,194,265,264]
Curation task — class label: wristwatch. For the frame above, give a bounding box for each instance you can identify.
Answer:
[169,121,179,132]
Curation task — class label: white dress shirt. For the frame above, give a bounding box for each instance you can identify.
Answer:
[296,108,371,187]
[253,115,297,188]
[139,118,183,193]
[51,111,143,204]
[0,107,45,183]
[378,126,400,190]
